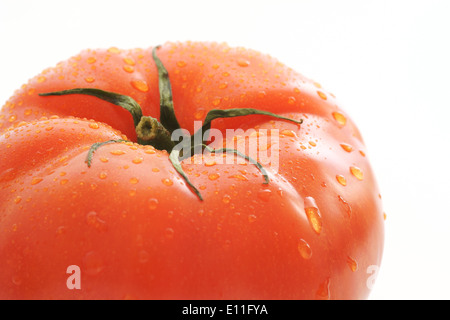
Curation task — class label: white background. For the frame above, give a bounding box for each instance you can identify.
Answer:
[1,0,449,300]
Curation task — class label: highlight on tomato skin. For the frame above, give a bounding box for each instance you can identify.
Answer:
[0,41,385,300]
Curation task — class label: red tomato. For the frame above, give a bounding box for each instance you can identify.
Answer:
[0,42,384,299]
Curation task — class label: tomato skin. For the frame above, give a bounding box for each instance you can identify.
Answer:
[0,42,384,299]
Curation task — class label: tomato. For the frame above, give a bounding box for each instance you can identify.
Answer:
[0,42,384,299]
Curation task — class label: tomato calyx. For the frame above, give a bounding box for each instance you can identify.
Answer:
[39,46,303,200]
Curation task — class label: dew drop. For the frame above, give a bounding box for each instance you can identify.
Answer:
[162,178,173,186]
[177,60,187,68]
[123,65,135,73]
[194,108,206,120]
[257,189,272,202]
[304,196,322,235]
[298,238,312,259]
[248,214,257,223]
[317,91,327,100]
[347,256,358,272]
[148,198,159,210]
[212,97,222,106]
[237,59,250,67]
[99,172,107,179]
[332,112,347,126]
[129,177,139,184]
[336,175,347,186]
[31,177,43,185]
[86,211,107,232]
[87,57,96,64]
[110,150,126,156]
[123,57,135,66]
[89,122,99,129]
[208,173,220,181]
[14,196,22,204]
[316,278,331,300]
[165,227,174,239]
[340,143,353,152]
[288,96,296,105]
[222,194,231,204]
[338,195,352,218]
[131,79,149,92]
[132,157,143,164]
[84,76,95,83]
[281,129,297,137]
[350,166,364,180]
[138,250,149,263]
[83,251,105,276]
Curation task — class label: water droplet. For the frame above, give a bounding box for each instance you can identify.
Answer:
[212,97,222,106]
[99,172,107,179]
[332,112,347,126]
[132,157,143,164]
[177,60,187,68]
[14,196,22,204]
[288,96,296,105]
[237,59,250,67]
[110,150,126,156]
[123,57,135,66]
[123,65,135,73]
[86,211,107,232]
[148,198,158,210]
[84,76,95,83]
[138,250,149,263]
[208,173,220,181]
[317,91,327,100]
[340,143,353,152]
[89,122,99,129]
[257,189,272,202]
[222,194,231,204]
[219,82,228,89]
[347,256,358,272]
[162,178,173,186]
[60,179,69,185]
[316,278,331,300]
[11,275,22,286]
[31,177,43,185]
[87,57,96,64]
[304,196,322,235]
[350,166,364,180]
[281,129,297,137]
[131,79,149,92]
[165,227,174,239]
[83,251,105,276]
[194,108,206,120]
[129,177,139,184]
[108,47,120,54]
[338,195,352,218]
[248,214,257,223]
[336,175,347,186]
[37,76,47,83]
[298,238,312,259]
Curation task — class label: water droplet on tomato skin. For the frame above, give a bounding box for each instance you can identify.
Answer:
[298,238,312,259]
[130,79,149,92]
[350,166,364,180]
[336,175,347,186]
[148,198,159,210]
[332,112,347,126]
[257,189,272,202]
[316,278,331,300]
[165,228,174,239]
[304,197,322,235]
[347,256,358,272]
[83,251,105,276]
[86,211,107,232]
